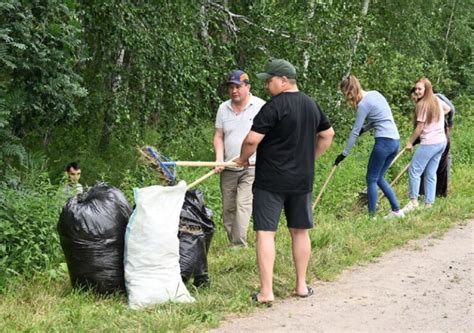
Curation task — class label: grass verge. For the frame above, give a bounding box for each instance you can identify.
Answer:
[1,132,473,332]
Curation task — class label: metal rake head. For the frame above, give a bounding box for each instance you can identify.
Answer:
[137,145,177,185]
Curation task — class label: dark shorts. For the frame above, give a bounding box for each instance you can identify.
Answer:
[252,187,313,231]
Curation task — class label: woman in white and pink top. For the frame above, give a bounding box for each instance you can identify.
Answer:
[403,78,452,212]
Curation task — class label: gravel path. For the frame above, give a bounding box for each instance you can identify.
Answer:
[213,220,474,332]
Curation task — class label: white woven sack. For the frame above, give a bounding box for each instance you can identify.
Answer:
[124,181,195,309]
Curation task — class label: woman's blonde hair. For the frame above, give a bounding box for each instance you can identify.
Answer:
[340,74,363,107]
[415,78,441,124]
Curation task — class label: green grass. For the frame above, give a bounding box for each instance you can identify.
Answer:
[1,126,473,332]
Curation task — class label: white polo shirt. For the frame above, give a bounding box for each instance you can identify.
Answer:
[215,94,266,165]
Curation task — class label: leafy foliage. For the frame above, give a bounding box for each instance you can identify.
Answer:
[1,0,471,156]
[0,1,86,143]
[0,0,472,283]
[0,84,26,178]
[0,153,66,288]
[0,139,473,331]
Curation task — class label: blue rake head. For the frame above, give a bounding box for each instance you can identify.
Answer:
[139,146,178,185]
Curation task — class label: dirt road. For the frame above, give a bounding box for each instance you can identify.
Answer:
[213,220,473,332]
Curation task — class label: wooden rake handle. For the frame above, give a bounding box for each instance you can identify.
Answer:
[361,147,407,193]
[186,155,240,190]
[186,169,217,190]
[390,162,411,186]
[389,147,407,168]
[312,165,338,211]
[378,162,411,200]
[166,161,256,167]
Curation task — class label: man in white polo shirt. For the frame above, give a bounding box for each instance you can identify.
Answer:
[214,70,265,248]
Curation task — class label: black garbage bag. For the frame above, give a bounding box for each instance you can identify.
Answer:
[57,183,132,294]
[179,189,215,287]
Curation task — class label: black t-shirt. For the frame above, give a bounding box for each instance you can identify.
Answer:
[251,91,331,193]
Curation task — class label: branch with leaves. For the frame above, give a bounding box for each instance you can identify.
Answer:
[345,0,370,77]
[206,1,312,44]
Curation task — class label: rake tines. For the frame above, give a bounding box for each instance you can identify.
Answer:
[137,145,178,185]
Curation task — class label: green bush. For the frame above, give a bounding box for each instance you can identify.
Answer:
[0,157,66,288]
[450,95,474,166]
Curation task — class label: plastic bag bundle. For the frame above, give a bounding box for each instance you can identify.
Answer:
[57,183,132,294]
[124,181,194,309]
[179,190,215,287]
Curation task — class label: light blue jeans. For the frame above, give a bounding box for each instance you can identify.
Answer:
[409,141,447,204]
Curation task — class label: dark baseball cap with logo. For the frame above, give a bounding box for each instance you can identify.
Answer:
[256,59,297,80]
[227,70,250,85]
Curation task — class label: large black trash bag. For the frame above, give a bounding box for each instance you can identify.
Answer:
[57,183,132,294]
[179,189,215,287]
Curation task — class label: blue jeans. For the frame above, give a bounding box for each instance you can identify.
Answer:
[367,138,401,214]
[409,141,447,204]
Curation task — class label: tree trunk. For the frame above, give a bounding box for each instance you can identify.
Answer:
[139,78,147,140]
[303,0,316,79]
[438,0,457,85]
[200,3,212,57]
[100,48,125,149]
[345,0,370,76]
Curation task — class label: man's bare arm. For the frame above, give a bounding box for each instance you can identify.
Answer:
[213,128,225,172]
[315,127,335,159]
[235,130,265,168]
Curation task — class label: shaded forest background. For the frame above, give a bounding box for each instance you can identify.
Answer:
[1,0,472,184]
[0,1,473,281]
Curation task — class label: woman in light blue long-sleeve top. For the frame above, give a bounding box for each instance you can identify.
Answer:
[334,75,403,218]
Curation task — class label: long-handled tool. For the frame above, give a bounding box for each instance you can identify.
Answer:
[138,146,253,186]
[358,147,407,204]
[390,162,410,186]
[312,164,338,210]
[186,169,217,190]
[138,147,242,167]
[186,155,240,190]
[378,162,410,200]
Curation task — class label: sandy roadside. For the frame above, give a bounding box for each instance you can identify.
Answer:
[212,219,474,332]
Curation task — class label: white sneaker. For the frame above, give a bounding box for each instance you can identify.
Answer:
[401,201,419,213]
[383,210,405,219]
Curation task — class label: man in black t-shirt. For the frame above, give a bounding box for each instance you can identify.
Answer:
[236,59,334,304]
